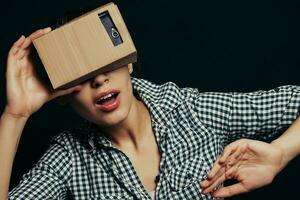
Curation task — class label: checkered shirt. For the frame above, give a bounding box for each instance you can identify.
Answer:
[9,77,300,199]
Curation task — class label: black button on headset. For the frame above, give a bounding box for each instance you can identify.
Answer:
[111,27,119,38]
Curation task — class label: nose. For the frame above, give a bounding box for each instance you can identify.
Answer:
[90,73,109,88]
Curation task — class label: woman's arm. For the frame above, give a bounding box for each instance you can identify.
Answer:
[0,109,28,200]
[189,85,300,144]
[0,28,82,200]
[199,115,300,198]
[270,115,300,170]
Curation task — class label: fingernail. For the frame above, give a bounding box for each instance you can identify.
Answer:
[18,35,25,41]
[44,27,52,31]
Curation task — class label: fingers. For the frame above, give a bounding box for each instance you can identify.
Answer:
[20,36,32,49]
[7,27,52,64]
[8,35,26,56]
[211,183,248,198]
[225,146,242,167]
[201,168,226,194]
[205,156,222,180]
[48,85,83,102]
[219,142,239,164]
[201,156,224,188]
[200,148,235,190]
[15,36,35,60]
[205,144,238,180]
[15,48,27,60]
[20,27,52,52]
[201,160,241,194]
[29,27,51,41]
[9,27,51,58]
[201,140,248,194]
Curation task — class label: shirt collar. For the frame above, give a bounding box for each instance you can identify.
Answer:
[131,77,184,116]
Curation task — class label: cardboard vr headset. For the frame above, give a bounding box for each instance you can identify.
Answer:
[33,2,137,89]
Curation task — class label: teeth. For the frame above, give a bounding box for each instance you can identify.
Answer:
[96,93,116,104]
[101,93,114,100]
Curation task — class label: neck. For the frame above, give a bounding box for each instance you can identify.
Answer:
[101,97,152,150]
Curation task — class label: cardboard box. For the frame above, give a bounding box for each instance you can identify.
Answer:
[33,2,137,89]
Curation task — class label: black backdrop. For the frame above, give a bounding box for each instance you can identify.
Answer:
[1,0,300,199]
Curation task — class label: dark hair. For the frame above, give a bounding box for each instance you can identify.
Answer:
[48,6,95,29]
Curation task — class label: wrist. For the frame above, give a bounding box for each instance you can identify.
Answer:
[270,139,293,172]
[2,106,30,123]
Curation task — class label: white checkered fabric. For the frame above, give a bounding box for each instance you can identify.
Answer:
[9,77,300,199]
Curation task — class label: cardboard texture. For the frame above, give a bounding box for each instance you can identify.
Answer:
[33,2,137,89]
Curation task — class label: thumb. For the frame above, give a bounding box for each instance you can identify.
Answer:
[48,85,83,102]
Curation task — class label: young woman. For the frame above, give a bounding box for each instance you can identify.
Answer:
[1,27,300,200]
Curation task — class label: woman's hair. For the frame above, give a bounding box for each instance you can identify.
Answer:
[48,6,95,29]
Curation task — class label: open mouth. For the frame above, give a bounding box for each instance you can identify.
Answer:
[96,92,119,105]
[95,90,121,112]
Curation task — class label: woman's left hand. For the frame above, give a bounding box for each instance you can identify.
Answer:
[200,138,285,198]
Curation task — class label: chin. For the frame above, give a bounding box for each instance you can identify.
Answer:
[93,107,129,127]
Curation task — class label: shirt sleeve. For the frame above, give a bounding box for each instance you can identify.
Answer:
[8,140,72,200]
[188,85,300,144]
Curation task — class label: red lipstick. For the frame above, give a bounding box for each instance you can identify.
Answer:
[95,89,120,112]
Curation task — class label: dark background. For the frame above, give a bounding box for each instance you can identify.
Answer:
[1,0,300,199]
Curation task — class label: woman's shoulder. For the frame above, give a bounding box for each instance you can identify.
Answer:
[132,77,197,98]
[50,121,92,151]
[133,77,199,99]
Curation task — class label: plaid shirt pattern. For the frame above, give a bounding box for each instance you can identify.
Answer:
[9,77,300,200]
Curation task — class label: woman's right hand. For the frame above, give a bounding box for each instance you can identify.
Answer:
[5,27,83,119]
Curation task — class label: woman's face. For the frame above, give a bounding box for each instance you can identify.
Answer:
[66,64,134,127]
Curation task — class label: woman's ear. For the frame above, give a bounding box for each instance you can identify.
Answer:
[128,63,133,74]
